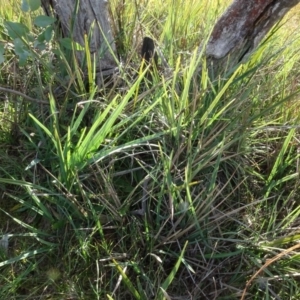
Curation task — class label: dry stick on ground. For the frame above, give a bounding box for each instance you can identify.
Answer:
[0,86,49,105]
[240,243,300,300]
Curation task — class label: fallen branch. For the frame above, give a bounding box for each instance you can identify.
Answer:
[0,86,49,105]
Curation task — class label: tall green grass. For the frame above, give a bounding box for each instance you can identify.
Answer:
[1,0,300,299]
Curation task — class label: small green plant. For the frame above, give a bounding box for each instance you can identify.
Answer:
[2,0,56,65]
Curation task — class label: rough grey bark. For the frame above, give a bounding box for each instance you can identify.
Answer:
[204,0,300,68]
[42,0,300,81]
[41,0,117,80]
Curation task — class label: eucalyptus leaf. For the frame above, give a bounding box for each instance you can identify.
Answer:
[34,15,56,28]
[0,43,4,64]
[44,26,53,42]
[4,21,29,39]
[14,38,30,66]
[21,0,41,12]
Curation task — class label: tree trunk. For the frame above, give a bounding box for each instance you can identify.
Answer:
[204,0,300,69]
[41,0,300,81]
[41,0,117,83]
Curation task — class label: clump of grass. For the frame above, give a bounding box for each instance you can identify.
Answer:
[1,1,300,299]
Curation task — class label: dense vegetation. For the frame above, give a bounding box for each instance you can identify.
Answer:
[1,0,300,299]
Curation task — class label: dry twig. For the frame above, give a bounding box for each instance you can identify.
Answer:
[0,86,49,105]
[241,243,300,300]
